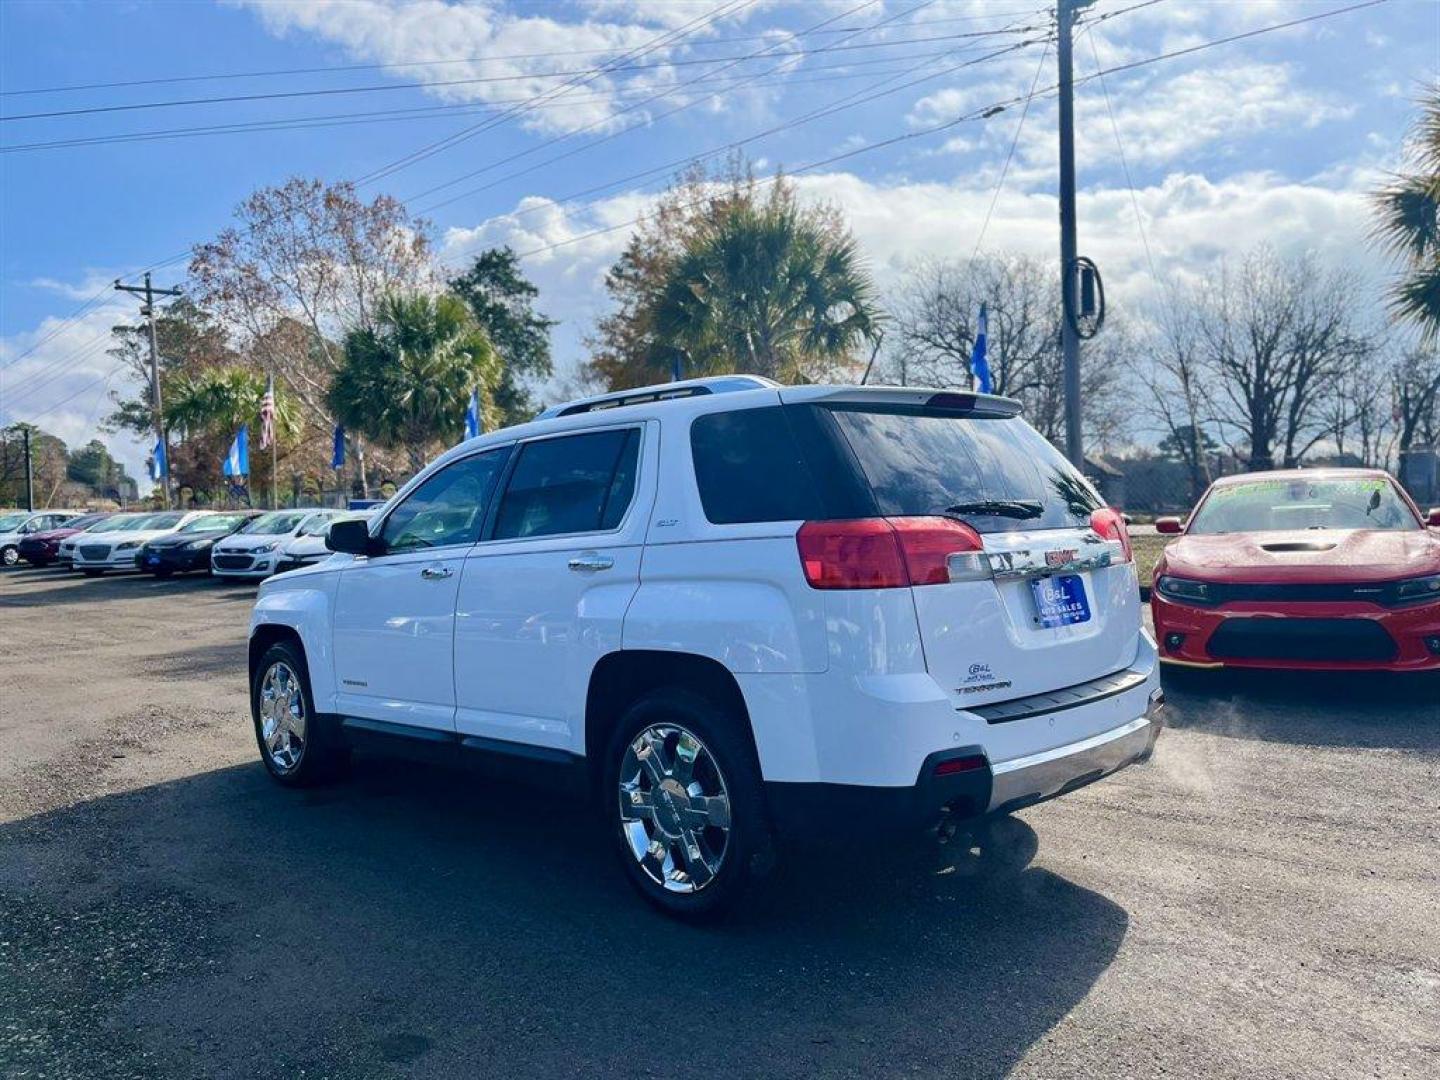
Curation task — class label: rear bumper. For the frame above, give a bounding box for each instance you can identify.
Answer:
[766,689,1164,837]
[1152,592,1440,672]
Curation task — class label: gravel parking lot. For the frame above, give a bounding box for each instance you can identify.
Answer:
[1,566,1436,1079]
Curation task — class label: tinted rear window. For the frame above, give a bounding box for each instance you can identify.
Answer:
[826,408,1101,533]
[690,407,830,525]
[493,428,640,540]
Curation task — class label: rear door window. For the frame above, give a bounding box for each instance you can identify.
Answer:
[824,408,1102,534]
[493,428,641,540]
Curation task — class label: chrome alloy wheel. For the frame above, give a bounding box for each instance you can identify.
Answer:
[618,724,732,894]
[258,661,307,773]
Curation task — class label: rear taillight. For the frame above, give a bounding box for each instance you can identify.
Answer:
[796,517,984,590]
[1090,507,1133,563]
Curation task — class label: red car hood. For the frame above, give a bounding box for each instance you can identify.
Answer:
[1163,529,1440,584]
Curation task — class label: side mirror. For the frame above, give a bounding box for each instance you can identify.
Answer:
[1155,516,1184,535]
[327,517,380,556]
[1427,508,1440,527]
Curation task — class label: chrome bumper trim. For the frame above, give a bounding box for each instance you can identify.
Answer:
[987,698,1162,813]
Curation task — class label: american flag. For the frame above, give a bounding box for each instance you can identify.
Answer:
[259,373,276,449]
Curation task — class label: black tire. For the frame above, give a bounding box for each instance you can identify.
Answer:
[82,568,104,577]
[250,640,348,787]
[1,545,18,567]
[602,687,771,920]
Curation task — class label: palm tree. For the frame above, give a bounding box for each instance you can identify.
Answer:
[165,366,301,443]
[1372,87,1440,339]
[652,195,880,383]
[329,292,497,474]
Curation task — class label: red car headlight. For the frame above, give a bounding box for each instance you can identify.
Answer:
[1155,575,1216,605]
[1393,573,1440,606]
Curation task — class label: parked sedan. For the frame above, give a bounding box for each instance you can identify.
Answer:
[0,509,86,566]
[58,512,148,568]
[1152,468,1440,673]
[273,510,376,573]
[17,511,112,567]
[139,511,261,577]
[72,510,214,575]
[211,509,346,581]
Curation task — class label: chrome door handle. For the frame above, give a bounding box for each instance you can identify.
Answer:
[420,566,454,580]
[568,553,614,572]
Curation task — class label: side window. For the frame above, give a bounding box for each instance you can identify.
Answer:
[494,428,641,541]
[690,407,829,524]
[382,448,507,552]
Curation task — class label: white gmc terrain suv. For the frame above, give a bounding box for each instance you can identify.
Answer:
[248,376,1163,916]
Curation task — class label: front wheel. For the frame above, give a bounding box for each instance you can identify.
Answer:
[1,545,18,567]
[251,641,347,787]
[603,688,771,920]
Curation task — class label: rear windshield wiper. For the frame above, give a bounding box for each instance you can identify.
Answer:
[943,500,1044,520]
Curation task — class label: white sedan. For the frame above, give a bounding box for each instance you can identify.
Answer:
[72,510,215,575]
[210,509,347,581]
[0,509,84,566]
[273,510,377,574]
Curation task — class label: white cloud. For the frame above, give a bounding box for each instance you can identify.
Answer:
[1,292,151,489]
[230,0,764,136]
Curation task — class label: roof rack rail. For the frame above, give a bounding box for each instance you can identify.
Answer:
[535,375,779,419]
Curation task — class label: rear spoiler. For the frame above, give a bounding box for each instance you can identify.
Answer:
[777,384,1023,418]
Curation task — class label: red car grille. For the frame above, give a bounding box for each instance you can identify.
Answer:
[1207,618,1399,663]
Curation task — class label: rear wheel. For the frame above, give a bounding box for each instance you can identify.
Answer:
[602,688,770,920]
[251,640,347,787]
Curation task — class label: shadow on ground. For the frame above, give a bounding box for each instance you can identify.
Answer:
[0,567,256,608]
[1,756,1126,1079]
[1159,667,1440,751]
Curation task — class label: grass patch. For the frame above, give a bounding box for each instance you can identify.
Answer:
[1132,533,1170,588]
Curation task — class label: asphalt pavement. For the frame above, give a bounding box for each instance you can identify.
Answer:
[1,566,1436,1079]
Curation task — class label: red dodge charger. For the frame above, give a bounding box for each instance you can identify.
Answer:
[1151,469,1440,673]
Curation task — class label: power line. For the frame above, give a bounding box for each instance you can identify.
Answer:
[0,282,113,371]
[2,50,977,156]
[970,38,1050,261]
[0,7,1043,98]
[0,21,1052,127]
[495,0,1394,268]
[407,0,947,210]
[353,0,759,188]
[434,34,1046,262]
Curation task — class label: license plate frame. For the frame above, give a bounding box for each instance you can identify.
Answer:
[1030,574,1091,628]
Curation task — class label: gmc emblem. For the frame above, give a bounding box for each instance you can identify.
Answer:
[1045,549,1077,568]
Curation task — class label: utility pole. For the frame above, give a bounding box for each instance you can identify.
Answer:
[115,273,182,507]
[1057,0,1093,469]
[22,427,35,511]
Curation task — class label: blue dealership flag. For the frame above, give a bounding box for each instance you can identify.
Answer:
[331,424,345,470]
[223,424,249,478]
[148,437,168,483]
[970,302,993,394]
[464,388,482,440]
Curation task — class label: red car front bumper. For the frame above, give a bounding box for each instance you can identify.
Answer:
[1151,593,1440,672]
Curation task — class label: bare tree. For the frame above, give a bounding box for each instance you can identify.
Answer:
[189,177,434,429]
[1393,344,1440,450]
[1196,249,1365,470]
[1140,290,1217,501]
[886,253,1132,449]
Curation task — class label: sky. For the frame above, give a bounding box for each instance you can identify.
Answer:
[1,0,1437,486]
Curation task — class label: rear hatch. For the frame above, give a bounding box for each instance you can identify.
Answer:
[782,388,1141,707]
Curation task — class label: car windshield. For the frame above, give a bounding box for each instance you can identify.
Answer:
[137,512,185,530]
[298,512,338,536]
[179,513,250,533]
[1188,477,1421,534]
[87,514,139,532]
[0,513,30,531]
[239,511,309,535]
[67,513,109,530]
